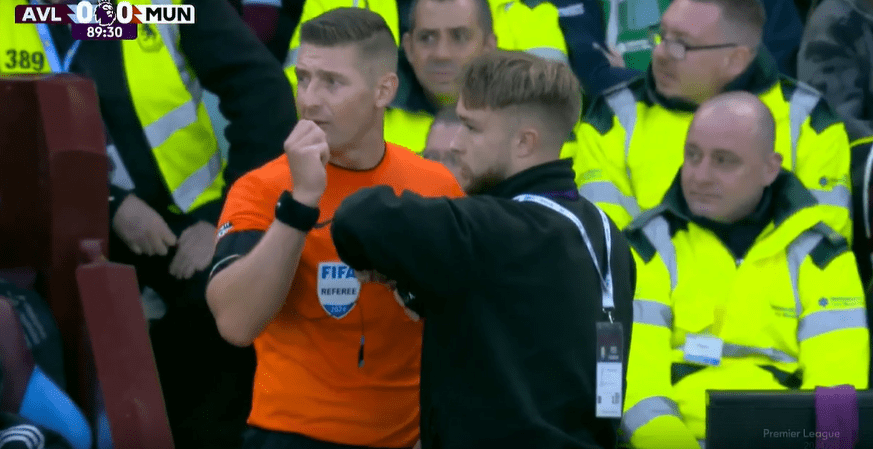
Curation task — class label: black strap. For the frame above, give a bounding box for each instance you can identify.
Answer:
[671,363,802,389]
[275,190,320,232]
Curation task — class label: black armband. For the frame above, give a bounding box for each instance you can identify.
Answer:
[275,190,320,232]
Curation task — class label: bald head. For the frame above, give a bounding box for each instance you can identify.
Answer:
[681,91,783,223]
[692,91,775,157]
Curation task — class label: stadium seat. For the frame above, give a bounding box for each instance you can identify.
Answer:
[0,74,174,448]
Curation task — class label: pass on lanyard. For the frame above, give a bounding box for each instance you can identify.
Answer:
[32,1,81,73]
[513,194,623,418]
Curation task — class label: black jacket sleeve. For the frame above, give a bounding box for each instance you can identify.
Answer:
[330,184,561,311]
[331,186,481,304]
[331,185,568,316]
[180,0,297,194]
[108,184,131,222]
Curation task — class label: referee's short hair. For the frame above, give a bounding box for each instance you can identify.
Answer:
[300,8,398,76]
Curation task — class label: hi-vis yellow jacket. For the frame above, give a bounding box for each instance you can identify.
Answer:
[563,50,854,241]
[1,0,224,213]
[282,0,569,153]
[620,171,869,449]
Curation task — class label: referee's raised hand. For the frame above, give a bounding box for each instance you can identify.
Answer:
[284,119,330,207]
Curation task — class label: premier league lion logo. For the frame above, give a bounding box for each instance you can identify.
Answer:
[95,0,116,27]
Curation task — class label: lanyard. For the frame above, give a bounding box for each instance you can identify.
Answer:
[537,189,581,201]
[31,1,81,73]
[513,194,615,316]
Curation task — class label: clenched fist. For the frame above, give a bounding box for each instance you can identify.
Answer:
[285,120,330,207]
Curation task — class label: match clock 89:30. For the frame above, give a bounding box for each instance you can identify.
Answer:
[71,23,137,40]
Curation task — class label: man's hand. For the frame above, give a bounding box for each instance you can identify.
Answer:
[354,269,394,287]
[594,42,626,68]
[356,270,420,321]
[603,46,626,68]
[285,120,330,207]
[112,194,177,256]
[169,221,216,280]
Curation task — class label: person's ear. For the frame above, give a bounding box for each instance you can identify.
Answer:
[484,32,497,51]
[764,151,783,185]
[725,46,753,79]
[375,71,400,108]
[514,124,540,159]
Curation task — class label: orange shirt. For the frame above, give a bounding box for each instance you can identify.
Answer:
[216,143,463,448]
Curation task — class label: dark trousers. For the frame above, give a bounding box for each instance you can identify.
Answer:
[108,211,256,449]
[242,427,415,449]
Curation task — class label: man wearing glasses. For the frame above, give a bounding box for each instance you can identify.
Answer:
[564,0,853,243]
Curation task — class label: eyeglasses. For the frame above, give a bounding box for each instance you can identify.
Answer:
[648,29,739,61]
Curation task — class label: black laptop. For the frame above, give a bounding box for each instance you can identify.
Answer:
[707,389,873,449]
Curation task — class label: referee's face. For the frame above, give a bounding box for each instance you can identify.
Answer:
[451,99,512,194]
[295,43,381,149]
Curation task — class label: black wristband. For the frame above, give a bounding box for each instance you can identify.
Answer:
[275,190,320,232]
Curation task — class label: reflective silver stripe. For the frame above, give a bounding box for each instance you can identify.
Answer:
[142,99,199,150]
[811,185,851,209]
[604,88,637,177]
[788,83,820,171]
[677,342,798,363]
[578,181,641,216]
[634,300,672,328]
[154,22,202,104]
[149,1,201,100]
[284,48,298,70]
[139,3,218,212]
[699,440,706,449]
[141,0,198,99]
[606,0,619,48]
[525,47,568,63]
[173,150,222,212]
[620,396,681,441]
[722,343,797,363]
[107,144,135,190]
[241,0,282,5]
[798,309,868,341]
[641,216,678,291]
[556,3,585,16]
[787,231,823,317]
[864,142,873,239]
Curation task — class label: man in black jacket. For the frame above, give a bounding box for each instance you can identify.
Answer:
[331,50,636,449]
[2,1,297,448]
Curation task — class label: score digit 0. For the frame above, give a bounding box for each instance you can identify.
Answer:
[75,1,135,24]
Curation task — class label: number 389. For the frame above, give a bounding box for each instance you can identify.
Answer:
[4,49,46,71]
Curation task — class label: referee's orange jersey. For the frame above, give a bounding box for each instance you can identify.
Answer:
[216,143,463,447]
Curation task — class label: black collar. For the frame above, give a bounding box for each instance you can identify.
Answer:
[391,55,439,115]
[486,159,578,199]
[644,47,781,113]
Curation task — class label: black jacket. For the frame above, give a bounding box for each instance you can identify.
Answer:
[331,159,636,449]
[47,0,296,225]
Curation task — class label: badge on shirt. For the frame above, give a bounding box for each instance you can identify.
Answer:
[596,321,624,419]
[316,262,361,319]
[683,334,724,367]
